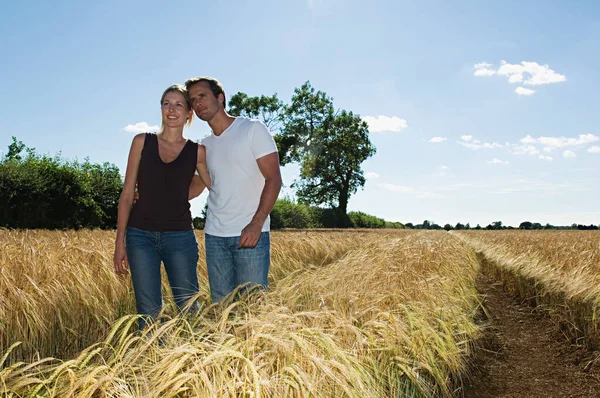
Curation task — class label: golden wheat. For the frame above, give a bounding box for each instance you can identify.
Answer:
[1,229,481,397]
[456,230,600,348]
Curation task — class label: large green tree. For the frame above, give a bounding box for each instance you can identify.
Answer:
[293,110,375,215]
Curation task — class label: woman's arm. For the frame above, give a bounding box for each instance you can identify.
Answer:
[113,134,145,275]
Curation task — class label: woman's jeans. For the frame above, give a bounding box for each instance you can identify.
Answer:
[126,227,200,330]
[205,232,270,303]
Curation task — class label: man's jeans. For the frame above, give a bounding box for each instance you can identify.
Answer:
[205,232,270,303]
[126,227,200,330]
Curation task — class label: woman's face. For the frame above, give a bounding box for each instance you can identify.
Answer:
[161,91,192,129]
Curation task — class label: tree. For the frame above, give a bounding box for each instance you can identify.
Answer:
[519,221,533,230]
[279,81,335,165]
[292,110,375,215]
[5,136,26,161]
[443,223,453,231]
[228,92,284,133]
[487,221,503,230]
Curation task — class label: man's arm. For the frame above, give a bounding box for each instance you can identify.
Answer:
[189,174,206,200]
[238,152,282,248]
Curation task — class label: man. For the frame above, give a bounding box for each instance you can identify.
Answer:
[186,77,282,303]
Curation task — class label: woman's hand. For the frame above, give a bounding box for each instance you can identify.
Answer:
[113,242,129,275]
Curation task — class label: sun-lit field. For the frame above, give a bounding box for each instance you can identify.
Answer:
[1,229,482,397]
[455,230,600,349]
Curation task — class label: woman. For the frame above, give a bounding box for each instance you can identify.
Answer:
[113,84,210,330]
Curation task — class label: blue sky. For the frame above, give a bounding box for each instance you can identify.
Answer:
[1,0,599,227]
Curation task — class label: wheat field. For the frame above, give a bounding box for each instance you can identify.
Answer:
[455,230,600,349]
[0,229,483,397]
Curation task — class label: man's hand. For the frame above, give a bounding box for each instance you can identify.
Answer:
[238,222,262,248]
[132,183,139,207]
[113,243,129,275]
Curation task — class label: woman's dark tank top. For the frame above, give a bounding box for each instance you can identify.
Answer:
[128,133,198,231]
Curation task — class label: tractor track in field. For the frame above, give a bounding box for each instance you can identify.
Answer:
[462,270,600,398]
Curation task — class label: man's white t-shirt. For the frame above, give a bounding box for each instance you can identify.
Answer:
[201,117,278,237]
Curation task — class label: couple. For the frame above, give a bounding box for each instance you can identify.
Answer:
[113,77,282,329]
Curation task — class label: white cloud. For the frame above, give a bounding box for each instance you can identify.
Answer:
[474,60,566,95]
[365,172,380,179]
[461,135,473,142]
[473,62,496,76]
[520,136,536,144]
[378,183,415,193]
[429,136,447,143]
[459,141,503,150]
[363,115,408,133]
[508,74,524,83]
[563,150,576,158]
[124,122,159,133]
[515,86,535,96]
[539,155,553,161]
[520,134,599,150]
[497,61,566,86]
[588,146,600,153]
[511,145,539,156]
[440,165,450,171]
[487,158,510,164]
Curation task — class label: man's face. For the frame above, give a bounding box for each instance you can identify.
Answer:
[188,81,222,122]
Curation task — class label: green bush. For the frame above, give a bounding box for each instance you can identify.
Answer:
[0,137,122,229]
[269,199,403,229]
[348,211,404,229]
[270,198,314,229]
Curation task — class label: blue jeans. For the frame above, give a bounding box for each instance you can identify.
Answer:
[205,232,270,303]
[126,227,200,329]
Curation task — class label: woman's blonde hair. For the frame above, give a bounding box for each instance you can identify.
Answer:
[160,84,193,130]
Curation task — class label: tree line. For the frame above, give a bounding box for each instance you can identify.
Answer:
[405,220,599,231]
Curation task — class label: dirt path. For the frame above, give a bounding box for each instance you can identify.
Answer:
[463,273,600,398]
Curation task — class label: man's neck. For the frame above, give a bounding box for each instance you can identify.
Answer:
[208,111,236,136]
